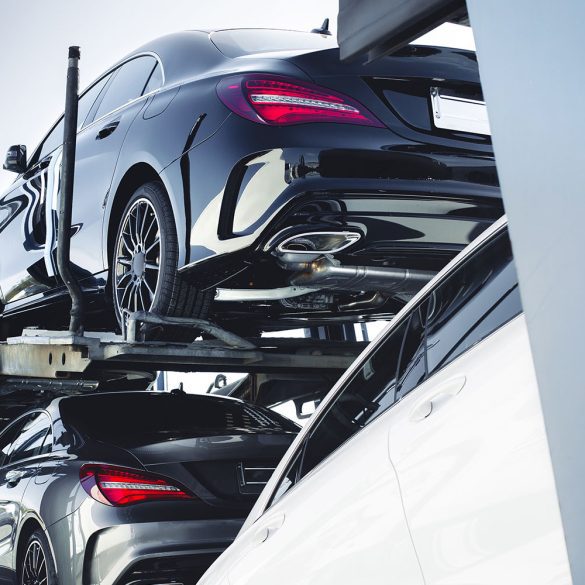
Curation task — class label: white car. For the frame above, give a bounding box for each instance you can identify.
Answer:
[199,217,572,585]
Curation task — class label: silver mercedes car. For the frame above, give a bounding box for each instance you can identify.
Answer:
[0,391,299,585]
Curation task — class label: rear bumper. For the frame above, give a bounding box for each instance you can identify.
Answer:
[47,506,243,585]
[163,114,501,284]
[86,519,240,585]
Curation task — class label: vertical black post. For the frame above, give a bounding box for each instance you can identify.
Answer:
[57,46,84,335]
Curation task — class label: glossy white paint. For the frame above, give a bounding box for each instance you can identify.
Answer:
[204,405,425,585]
[387,316,571,584]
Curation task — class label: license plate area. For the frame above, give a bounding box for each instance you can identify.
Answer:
[430,87,491,136]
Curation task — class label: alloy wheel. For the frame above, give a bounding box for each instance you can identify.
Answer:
[114,197,161,318]
[22,540,47,585]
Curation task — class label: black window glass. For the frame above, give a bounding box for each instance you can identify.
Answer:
[61,394,298,447]
[93,56,157,121]
[143,62,163,94]
[396,302,428,398]
[30,73,112,166]
[211,29,336,58]
[270,445,304,506]
[0,421,26,466]
[77,74,112,129]
[34,118,64,164]
[8,413,51,464]
[425,230,521,374]
[39,426,53,455]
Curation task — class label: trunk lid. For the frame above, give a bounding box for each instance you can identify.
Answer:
[285,45,491,147]
[124,431,295,506]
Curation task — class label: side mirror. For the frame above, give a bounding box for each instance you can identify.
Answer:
[3,145,27,173]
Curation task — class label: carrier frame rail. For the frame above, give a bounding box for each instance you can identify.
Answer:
[0,311,368,384]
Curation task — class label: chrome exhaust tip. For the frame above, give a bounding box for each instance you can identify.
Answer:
[276,231,361,256]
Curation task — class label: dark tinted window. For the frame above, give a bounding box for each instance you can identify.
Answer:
[39,426,53,455]
[61,393,298,447]
[211,29,335,58]
[0,420,26,466]
[396,303,428,398]
[92,56,157,121]
[425,230,521,374]
[8,412,51,464]
[77,74,112,129]
[143,62,163,94]
[31,73,112,166]
[34,118,64,164]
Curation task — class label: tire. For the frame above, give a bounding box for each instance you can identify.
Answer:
[19,529,57,585]
[112,181,213,337]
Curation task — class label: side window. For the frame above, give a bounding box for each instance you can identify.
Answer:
[92,56,157,121]
[425,230,521,375]
[32,118,64,166]
[0,421,26,467]
[76,74,112,129]
[39,426,53,455]
[143,62,163,94]
[270,446,304,506]
[8,413,51,465]
[396,302,428,398]
[29,73,112,167]
[270,317,411,506]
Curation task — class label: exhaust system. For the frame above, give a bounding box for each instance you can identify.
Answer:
[290,257,435,296]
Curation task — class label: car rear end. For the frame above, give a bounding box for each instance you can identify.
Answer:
[47,392,298,585]
[173,29,502,328]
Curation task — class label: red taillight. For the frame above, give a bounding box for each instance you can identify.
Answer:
[80,464,195,506]
[217,74,385,128]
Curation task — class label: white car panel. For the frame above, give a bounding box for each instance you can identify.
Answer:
[387,315,571,584]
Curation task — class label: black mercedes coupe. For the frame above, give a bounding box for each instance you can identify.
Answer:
[0,28,501,335]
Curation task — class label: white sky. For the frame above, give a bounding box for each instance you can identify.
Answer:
[0,0,473,191]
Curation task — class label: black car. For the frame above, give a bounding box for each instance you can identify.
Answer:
[0,28,501,335]
[0,390,299,585]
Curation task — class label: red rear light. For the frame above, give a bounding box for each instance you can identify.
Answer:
[217,74,385,128]
[80,464,195,506]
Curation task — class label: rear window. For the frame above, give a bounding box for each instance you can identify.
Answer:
[210,29,336,58]
[61,393,298,445]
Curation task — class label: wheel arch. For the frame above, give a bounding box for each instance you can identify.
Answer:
[105,162,186,273]
[15,515,58,580]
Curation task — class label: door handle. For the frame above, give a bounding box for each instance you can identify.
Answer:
[5,469,25,486]
[95,120,120,140]
[409,375,466,422]
[252,512,285,545]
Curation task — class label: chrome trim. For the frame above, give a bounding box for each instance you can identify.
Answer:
[238,464,276,487]
[430,86,491,136]
[81,52,166,131]
[215,286,318,302]
[275,231,362,255]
